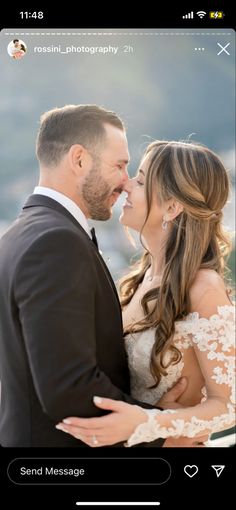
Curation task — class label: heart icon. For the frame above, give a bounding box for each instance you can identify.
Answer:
[184,465,199,478]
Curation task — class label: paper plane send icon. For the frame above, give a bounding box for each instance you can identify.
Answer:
[211,465,225,477]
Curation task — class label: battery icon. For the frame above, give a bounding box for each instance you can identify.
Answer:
[209,11,224,19]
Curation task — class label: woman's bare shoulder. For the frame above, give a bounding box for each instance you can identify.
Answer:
[189,269,231,316]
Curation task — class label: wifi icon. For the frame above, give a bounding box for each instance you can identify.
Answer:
[197,11,206,18]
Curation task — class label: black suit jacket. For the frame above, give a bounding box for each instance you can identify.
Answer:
[0,195,164,447]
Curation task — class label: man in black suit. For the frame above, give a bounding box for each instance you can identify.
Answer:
[0,105,196,447]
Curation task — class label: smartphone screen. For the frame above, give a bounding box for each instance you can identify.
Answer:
[0,6,235,509]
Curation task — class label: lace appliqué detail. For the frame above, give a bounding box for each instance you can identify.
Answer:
[125,403,235,445]
[201,386,207,403]
[126,305,235,446]
[125,327,191,405]
[189,305,235,406]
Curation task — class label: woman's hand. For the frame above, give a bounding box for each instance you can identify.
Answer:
[55,377,189,446]
[56,397,147,447]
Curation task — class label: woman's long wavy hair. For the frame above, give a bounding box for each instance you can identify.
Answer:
[119,141,232,387]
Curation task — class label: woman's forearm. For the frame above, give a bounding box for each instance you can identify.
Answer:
[126,397,235,446]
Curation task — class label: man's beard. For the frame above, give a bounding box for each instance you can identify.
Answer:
[82,162,119,221]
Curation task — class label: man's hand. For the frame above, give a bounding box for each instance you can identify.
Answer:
[156,376,188,410]
[163,435,208,447]
[157,377,209,447]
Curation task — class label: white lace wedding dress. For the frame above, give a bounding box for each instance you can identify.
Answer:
[124,305,235,446]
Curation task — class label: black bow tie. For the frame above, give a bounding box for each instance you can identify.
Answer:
[90,227,99,249]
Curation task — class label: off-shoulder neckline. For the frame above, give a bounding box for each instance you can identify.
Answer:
[181,304,235,323]
[124,305,235,337]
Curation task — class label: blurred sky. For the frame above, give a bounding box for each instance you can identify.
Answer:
[0,28,235,278]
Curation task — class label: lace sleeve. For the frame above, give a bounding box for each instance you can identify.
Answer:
[126,305,235,447]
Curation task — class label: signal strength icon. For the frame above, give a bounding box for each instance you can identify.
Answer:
[182,11,194,19]
[196,11,207,18]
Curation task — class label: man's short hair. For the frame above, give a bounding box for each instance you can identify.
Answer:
[36,104,124,166]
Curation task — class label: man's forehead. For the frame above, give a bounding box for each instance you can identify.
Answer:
[102,124,130,162]
[103,146,130,164]
[104,124,128,144]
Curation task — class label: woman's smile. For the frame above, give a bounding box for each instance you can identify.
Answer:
[123,197,133,209]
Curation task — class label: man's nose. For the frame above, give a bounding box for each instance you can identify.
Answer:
[121,168,129,184]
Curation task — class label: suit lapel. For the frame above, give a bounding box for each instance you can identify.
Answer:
[93,249,121,306]
[22,194,122,309]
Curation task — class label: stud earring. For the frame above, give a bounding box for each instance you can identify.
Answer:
[161,219,168,230]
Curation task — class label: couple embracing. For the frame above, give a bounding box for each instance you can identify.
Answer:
[0,105,234,448]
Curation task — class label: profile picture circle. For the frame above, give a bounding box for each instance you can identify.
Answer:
[7,39,27,60]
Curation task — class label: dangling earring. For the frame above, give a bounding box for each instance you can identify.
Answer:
[161,219,168,230]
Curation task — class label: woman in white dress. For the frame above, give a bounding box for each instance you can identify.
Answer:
[57,140,235,446]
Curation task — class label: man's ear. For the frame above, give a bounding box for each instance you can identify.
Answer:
[68,144,85,175]
[165,199,184,221]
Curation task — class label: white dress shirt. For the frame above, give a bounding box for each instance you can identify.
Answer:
[33,186,91,238]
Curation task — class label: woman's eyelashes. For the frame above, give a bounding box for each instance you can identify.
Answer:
[135,170,145,186]
[136,176,144,186]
